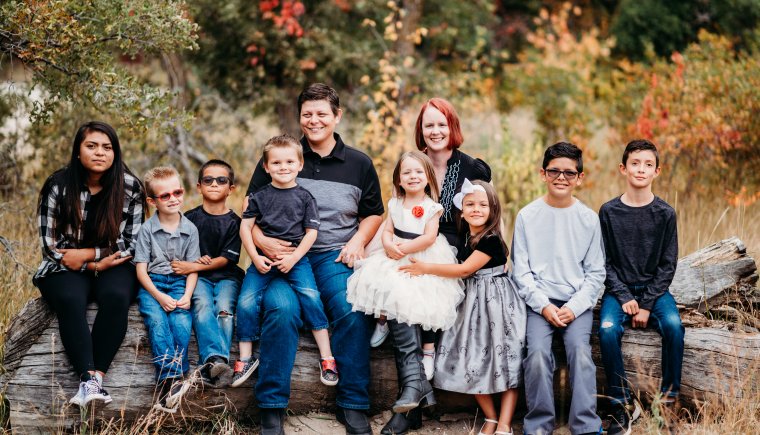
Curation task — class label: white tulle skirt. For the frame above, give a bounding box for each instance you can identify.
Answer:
[347,234,464,331]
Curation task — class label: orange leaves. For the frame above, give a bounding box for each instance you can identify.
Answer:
[259,0,305,37]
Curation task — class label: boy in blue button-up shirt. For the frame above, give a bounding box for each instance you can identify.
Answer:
[134,166,200,413]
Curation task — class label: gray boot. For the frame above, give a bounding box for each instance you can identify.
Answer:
[388,320,436,413]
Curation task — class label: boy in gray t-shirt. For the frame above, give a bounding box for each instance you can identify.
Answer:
[234,134,338,388]
[511,142,605,435]
[134,166,200,413]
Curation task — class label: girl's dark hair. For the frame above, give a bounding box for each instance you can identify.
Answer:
[391,151,440,202]
[459,180,508,256]
[38,121,143,249]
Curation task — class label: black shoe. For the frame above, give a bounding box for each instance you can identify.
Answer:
[380,408,422,435]
[607,401,641,435]
[260,408,286,435]
[336,407,372,435]
[208,356,233,387]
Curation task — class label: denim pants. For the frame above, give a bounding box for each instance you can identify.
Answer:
[523,301,601,435]
[191,277,240,364]
[598,290,684,405]
[237,256,329,342]
[137,273,193,381]
[255,250,371,409]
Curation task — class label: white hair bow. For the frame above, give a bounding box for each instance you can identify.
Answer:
[453,178,487,210]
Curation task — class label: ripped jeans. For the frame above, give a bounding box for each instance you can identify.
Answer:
[191,277,240,364]
[598,290,684,406]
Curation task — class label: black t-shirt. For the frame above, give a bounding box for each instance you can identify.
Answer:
[185,205,245,282]
[82,190,104,248]
[599,196,678,310]
[457,233,507,269]
[242,184,320,246]
[437,149,492,245]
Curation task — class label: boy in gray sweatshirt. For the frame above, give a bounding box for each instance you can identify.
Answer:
[512,142,605,435]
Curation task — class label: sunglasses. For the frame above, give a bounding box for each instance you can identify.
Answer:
[152,188,185,202]
[200,176,230,186]
[545,169,579,181]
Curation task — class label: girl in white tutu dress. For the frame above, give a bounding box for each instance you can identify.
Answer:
[347,151,464,334]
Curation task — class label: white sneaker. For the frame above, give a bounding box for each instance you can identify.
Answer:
[69,381,87,406]
[370,322,389,347]
[84,379,113,405]
[422,351,435,380]
[165,377,193,409]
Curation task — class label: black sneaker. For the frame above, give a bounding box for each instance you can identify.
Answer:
[209,356,233,387]
[152,379,177,414]
[607,401,642,435]
[231,358,259,387]
[165,376,192,409]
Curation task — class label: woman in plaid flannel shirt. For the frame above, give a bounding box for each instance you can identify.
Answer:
[34,121,146,407]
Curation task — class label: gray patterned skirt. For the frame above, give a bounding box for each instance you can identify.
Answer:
[433,266,527,394]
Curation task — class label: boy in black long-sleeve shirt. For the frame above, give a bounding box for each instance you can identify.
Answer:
[598,139,682,435]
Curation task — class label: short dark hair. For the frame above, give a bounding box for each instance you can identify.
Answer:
[542,141,583,172]
[198,159,235,185]
[297,83,340,116]
[622,139,659,168]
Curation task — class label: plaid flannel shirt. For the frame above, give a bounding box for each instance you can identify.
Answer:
[33,172,144,285]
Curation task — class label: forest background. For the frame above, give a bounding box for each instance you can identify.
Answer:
[0,0,759,432]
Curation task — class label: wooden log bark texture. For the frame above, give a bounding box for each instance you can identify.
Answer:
[2,238,758,433]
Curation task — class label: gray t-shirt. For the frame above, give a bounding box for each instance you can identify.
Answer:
[242,184,320,246]
[511,197,606,317]
[134,212,201,274]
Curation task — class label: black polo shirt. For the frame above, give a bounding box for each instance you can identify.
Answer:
[246,133,384,252]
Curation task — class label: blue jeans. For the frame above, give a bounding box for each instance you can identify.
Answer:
[237,256,328,342]
[255,250,371,409]
[192,277,240,364]
[137,273,193,381]
[598,290,684,405]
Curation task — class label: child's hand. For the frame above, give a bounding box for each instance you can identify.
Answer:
[158,293,177,312]
[272,255,297,273]
[176,294,192,310]
[557,306,576,324]
[621,299,639,315]
[252,255,273,274]
[632,309,650,328]
[384,242,405,260]
[195,255,213,265]
[399,257,426,276]
[171,260,197,275]
[541,304,567,328]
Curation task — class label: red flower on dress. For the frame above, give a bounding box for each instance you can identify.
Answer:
[412,206,424,218]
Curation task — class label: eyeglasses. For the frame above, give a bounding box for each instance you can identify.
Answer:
[545,169,579,181]
[200,176,230,186]
[152,188,184,202]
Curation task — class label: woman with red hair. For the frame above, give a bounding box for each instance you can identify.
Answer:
[378,98,492,435]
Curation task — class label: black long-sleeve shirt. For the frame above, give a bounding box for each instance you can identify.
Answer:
[599,196,678,310]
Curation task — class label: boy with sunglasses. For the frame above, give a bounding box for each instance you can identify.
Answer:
[511,142,606,435]
[135,166,200,413]
[171,160,245,388]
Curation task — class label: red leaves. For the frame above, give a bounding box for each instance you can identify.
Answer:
[259,0,305,37]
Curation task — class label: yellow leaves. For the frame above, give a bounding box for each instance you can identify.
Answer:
[360,75,371,85]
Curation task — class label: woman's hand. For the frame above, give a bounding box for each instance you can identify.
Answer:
[336,237,366,267]
[97,252,133,271]
[58,248,91,271]
[157,293,177,312]
[257,235,295,260]
[398,257,426,276]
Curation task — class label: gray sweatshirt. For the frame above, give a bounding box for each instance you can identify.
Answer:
[511,197,606,317]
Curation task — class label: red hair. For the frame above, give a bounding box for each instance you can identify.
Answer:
[414,98,464,151]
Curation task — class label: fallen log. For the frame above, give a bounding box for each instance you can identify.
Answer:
[2,238,758,433]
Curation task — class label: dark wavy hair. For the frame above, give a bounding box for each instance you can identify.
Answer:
[458,180,508,256]
[38,121,144,248]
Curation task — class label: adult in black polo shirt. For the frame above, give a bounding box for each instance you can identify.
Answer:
[244,84,383,435]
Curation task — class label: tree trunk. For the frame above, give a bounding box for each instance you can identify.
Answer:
[2,238,757,432]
